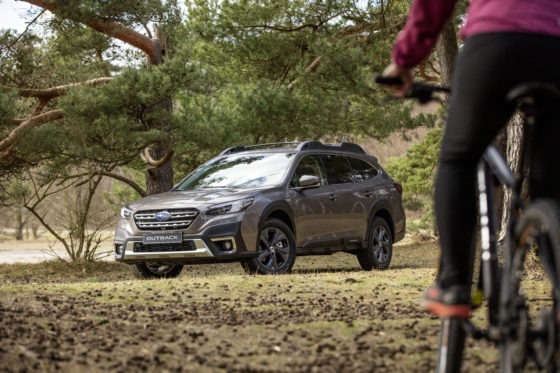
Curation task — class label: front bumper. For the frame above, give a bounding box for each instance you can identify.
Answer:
[114,220,258,264]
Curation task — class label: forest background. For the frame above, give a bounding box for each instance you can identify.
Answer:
[0,0,476,260]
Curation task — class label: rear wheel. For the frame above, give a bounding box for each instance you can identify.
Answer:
[499,199,560,372]
[358,216,393,270]
[130,262,183,279]
[436,317,467,373]
[241,218,296,275]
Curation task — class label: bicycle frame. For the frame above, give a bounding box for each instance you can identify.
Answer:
[476,144,518,326]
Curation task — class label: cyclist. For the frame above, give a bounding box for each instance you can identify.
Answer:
[382,0,560,318]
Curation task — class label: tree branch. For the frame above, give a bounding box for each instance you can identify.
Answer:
[142,143,173,168]
[57,170,147,197]
[287,56,322,91]
[9,9,46,47]
[0,109,64,152]
[99,171,146,197]
[21,0,161,64]
[16,77,113,100]
[242,23,323,32]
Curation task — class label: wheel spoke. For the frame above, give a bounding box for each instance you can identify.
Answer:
[146,263,173,274]
[258,251,271,262]
[276,247,290,264]
[274,233,287,245]
[265,255,276,273]
[375,247,384,263]
[260,229,271,246]
[270,229,281,246]
[377,227,386,243]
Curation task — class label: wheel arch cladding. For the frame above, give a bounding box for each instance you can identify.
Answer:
[369,201,395,241]
[267,210,294,234]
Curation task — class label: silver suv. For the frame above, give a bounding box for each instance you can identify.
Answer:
[114,141,405,278]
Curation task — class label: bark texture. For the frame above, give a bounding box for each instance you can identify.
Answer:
[498,113,524,243]
[435,21,458,87]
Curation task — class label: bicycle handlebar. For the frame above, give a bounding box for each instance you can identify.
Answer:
[374,75,450,104]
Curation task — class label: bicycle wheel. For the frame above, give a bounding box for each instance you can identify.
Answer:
[436,317,466,373]
[499,199,560,372]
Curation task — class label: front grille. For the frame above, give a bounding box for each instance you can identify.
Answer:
[133,208,199,231]
[134,241,197,253]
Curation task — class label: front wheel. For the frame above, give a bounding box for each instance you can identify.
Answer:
[357,216,393,270]
[129,262,183,279]
[499,199,560,372]
[241,218,296,275]
[436,318,467,373]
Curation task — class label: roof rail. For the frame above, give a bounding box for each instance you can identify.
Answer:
[219,142,300,155]
[298,141,365,154]
[219,141,366,156]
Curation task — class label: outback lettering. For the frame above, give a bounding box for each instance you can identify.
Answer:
[146,235,179,241]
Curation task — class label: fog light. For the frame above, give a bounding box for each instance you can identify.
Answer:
[212,238,236,252]
[115,244,124,255]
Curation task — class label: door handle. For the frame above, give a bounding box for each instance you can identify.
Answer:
[329,194,338,201]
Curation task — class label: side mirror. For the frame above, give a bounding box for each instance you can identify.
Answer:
[296,175,321,191]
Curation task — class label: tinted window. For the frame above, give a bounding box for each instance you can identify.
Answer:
[175,153,295,190]
[349,157,379,182]
[322,155,353,184]
[289,155,326,187]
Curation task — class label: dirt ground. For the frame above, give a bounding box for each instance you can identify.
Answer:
[0,239,519,372]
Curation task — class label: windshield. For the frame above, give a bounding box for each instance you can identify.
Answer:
[175,152,295,190]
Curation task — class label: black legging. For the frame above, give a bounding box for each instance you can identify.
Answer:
[435,32,560,289]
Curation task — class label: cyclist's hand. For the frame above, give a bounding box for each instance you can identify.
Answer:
[382,62,414,97]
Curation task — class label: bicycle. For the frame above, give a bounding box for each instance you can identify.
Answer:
[376,75,560,372]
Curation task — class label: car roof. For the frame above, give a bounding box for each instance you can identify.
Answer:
[219,141,366,156]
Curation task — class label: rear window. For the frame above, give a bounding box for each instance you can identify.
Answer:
[348,157,379,182]
[322,155,353,184]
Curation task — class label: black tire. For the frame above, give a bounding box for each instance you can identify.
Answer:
[241,218,296,275]
[436,318,467,373]
[499,199,560,372]
[358,216,393,270]
[129,262,183,279]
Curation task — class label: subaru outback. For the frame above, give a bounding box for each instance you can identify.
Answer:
[114,141,405,278]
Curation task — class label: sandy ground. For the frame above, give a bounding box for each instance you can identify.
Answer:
[0,239,114,264]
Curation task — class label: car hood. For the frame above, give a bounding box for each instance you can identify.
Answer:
[129,189,261,211]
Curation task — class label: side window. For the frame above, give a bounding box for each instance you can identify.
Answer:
[348,157,379,183]
[322,155,353,184]
[289,155,326,187]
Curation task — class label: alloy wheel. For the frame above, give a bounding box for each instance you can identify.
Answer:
[258,227,291,273]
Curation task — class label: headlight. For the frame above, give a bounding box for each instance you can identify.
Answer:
[120,206,132,219]
[206,197,254,215]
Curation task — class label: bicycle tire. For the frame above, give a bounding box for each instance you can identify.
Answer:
[499,199,560,372]
[436,317,466,373]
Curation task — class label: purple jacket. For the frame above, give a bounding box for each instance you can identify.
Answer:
[392,0,560,68]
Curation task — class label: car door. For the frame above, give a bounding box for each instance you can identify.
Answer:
[320,154,363,241]
[287,154,341,247]
[347,156,383,239]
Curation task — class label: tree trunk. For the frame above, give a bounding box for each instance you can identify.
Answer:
[498,112,524,243]
[31,223,39,239]
[435,20,458,87]
[146,144,174,195]
[430,20,459,236]
[14,207,24,240]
